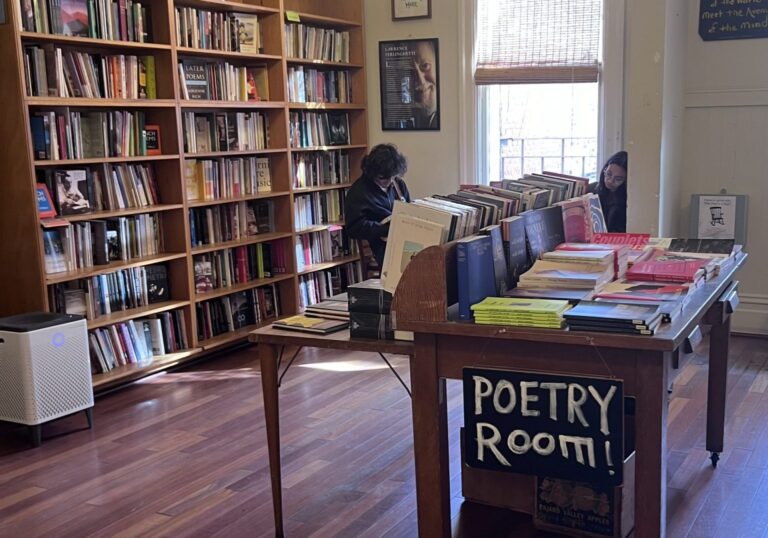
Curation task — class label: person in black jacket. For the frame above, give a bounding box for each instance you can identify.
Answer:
[589,151,628,232]
[344,144,411,266]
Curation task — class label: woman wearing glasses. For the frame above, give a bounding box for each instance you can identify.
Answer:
[345,144,412,267]
[590,150,628,232]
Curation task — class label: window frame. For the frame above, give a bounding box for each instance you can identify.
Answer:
[461,0,626,185]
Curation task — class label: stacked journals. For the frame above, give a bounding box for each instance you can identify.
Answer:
[517,260,614,290]
[305,293,349,321]
[564,301,663,335]
[470,297,571,329]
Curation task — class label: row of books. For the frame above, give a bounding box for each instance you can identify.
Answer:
[23,47,157,100]
[292,150,351,189]
[88,310,189,374]
[298,263,363,309]
[192,240,288,294]
[471,298,570,329]
[49,263,169,319]
[294,225,357,273]
[188,199,274,248]
[287,66,352,104]
[182,111,270,154]
[179,61,269,102]
[288,111,350,148]
[196,285,279,340]
[184,156,271,202]
[37,164,160,216]
[284,23,350,63]
[175,9,261,53]
[31,110,158,160]
[19,0,151,42]
[42,212,162,274]
[294,190,344,231]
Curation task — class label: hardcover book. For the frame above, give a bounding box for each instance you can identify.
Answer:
[273,314,347,334]
[667,238,735,255]
[255,157,271,192]
[381,214,445,294]
[587,194,607,234]
[521,206,565,264]
[563,301,661,325]
[236,15,259,54]
[60,0,88,37]
[194,260,213,293]
[182,62,210,100]
[145,264,169,303]
[456,235,498,321]
[55,170,91,215]
[500,215,530,285]
[480,225,508,296]
[626,249,713,283]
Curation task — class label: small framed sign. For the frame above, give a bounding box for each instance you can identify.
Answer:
[463,367,624,486]
[392,0,431,21]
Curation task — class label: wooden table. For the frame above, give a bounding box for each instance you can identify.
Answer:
[391,247,746,538]
[248,327,414,537]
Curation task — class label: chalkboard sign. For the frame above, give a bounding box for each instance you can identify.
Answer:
[699,0,768,41]
[463,368,624,486]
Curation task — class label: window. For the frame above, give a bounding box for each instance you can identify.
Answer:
[475,0,603,184]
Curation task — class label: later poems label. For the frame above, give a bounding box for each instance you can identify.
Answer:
[462,368,624,486]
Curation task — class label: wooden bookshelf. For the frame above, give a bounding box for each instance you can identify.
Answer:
[0,0,367,390]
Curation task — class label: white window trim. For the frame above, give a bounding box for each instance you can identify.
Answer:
[460,0,626,184]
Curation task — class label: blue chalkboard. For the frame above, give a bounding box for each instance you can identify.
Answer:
[699,0,768,41]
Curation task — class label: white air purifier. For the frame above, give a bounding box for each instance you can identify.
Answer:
[0,312,94,446]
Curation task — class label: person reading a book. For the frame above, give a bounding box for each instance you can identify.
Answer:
[345,144,411,267]
[589,151,628,233]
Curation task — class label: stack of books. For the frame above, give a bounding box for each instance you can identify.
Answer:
[470,297,571,329]
[272,315,347,335]
[553,242,629,279]
[347,279,394,339]
[305,292,349,321]
[564,301,663,335]
[517,259,614,290]
[626,248,715,284]
[593,280,694,322]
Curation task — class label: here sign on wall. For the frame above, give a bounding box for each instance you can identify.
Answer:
[463,368,624,486]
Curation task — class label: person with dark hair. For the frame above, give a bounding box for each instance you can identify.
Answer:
[344,143,411,266]
[589,150,628,233]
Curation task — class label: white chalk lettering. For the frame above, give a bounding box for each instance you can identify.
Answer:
[559,435,596,468]
[588,385,617,436]
[493,379,517,414]
[567,383,590,428]
[476,423,510,465]
[532,432,556,456]
[540,382,567,421]
[507,429,531,455]
[520,381,540,417]
[473,376,493,415]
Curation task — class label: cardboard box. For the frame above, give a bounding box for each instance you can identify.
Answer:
[348,279,392,314]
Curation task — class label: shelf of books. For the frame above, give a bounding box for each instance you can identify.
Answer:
[0,0,367,390]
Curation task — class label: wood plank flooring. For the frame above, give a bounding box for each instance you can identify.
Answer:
[0,335,766,537]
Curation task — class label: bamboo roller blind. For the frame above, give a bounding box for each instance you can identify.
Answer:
[475,0,601,85]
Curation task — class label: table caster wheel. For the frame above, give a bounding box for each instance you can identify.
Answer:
[710,452,720,468]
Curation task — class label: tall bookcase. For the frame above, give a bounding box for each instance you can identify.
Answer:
[0,0,366,391]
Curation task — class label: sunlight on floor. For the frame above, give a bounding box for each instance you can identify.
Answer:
[298,360,397,372]
[139,368,259,384]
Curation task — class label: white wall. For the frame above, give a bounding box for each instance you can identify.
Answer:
[680,0,768,334]
[364,0,461,198]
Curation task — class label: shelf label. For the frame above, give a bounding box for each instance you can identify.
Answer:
[286,10,301,23]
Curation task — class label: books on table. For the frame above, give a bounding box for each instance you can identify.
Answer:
[627,249,715,283]
[564,301,663,335]
[381,213,445,294]
[304,293,349,321]
[470,297,571,329]
[517,259,614,290]
[272,314,347,334]
[456,235,498,320]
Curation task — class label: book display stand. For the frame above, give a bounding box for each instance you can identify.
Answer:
[390,242,746,537]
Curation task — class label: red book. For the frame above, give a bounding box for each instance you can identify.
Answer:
[626,249,713,283]
[558,198,591,243]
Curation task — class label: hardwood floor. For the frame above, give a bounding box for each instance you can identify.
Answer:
[0,335,766,537]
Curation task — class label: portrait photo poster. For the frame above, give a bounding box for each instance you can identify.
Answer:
[379,38,440,131]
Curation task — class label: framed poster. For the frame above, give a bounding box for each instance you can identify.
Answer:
[689,193,749,245]
[392,0,431,20]
[379,38,440,131]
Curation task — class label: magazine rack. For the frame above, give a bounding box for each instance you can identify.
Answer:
[391,246,746,537]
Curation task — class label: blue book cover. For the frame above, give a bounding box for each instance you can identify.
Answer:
[30,115,47,159]
[481,225,508,296]
[503,216,530,285]
[456,235,497,321]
